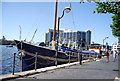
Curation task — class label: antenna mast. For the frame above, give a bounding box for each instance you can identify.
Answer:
[19,25,22,41]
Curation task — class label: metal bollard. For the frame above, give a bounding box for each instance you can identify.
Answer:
[35,52,38,71]
[80,54,82,65]
[12,53,16,75]
[94,53,96,61]
[20,52,22,72]
[68,52,70,64]
[78,53,80,62]
[55,51,58,67]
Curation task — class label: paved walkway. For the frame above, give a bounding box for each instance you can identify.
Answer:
[17,56,119,79]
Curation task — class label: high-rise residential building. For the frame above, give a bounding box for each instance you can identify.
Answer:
[45,28,91,49]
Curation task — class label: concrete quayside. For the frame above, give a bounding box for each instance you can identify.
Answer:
[0,56,120,80]
[0,58,94,80]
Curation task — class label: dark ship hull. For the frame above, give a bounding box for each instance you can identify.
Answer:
[15,40,78,71]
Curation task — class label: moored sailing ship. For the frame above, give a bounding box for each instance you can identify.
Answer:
[15,40,79,70]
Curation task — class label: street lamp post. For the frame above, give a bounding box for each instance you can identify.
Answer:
[103,36,109,52]
[55,7,71,66]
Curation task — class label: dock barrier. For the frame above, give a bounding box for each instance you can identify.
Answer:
[0,57,98,81]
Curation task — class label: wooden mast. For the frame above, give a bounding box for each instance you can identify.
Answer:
[52,0,58,50]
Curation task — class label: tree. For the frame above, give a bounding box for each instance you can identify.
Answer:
[110,14,120,42]
[93,2,120,42]
[94,2,120,14]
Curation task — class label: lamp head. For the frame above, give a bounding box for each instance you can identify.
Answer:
[106,36,109,39]
[64,7,71,13]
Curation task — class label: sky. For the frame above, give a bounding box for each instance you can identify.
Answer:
[0,1,118,45]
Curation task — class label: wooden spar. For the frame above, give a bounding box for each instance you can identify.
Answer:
[52,0,58,50]
[30,29,37,43]
[50,34,80,46]
[59,34,80,43]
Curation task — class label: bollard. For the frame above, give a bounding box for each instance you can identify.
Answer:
[94,53,96,61]
[20,52,22,72]
[80,54,82,65]
[12,53,16,75]
[78,53,80,62]
[35,52,38,71]
[69,52,71,64]
[55,51,58,67]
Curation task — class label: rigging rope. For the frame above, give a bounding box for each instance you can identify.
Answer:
[70,2,76,30]
[24,17,40,42]
[22,62,35,68]
[36,61,55,65]
[22,56,35,61]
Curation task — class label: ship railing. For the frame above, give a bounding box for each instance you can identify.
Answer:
[80,52,98,60]
[22,56,35,61]
[36,61,55,65]
[22,62,36,68]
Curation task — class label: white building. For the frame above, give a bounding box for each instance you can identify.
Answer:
[112,42,120,53]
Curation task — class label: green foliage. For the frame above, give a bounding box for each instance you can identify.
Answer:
[94,2,120,14]
[94,2,120,42]
[118,37,120,43]
[110,14,120,42]
[110,14,120,37]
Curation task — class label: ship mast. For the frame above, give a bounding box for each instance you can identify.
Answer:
[52,0,58,50]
